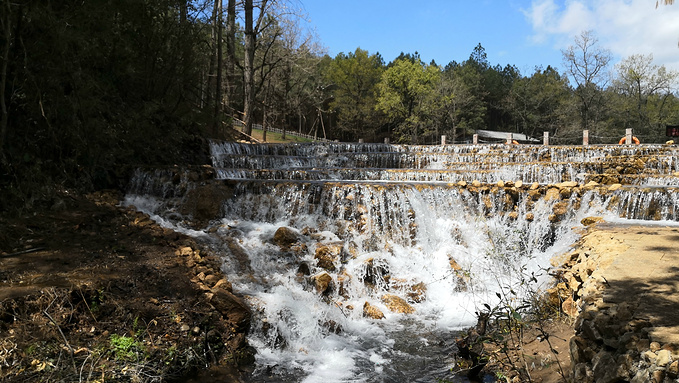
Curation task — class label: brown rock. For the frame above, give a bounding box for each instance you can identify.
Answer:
[562,296,578,317]
[544,187,561,201]
[314,243,343,271]
[363,302,385,319]
[581,216,604,226]
[552,201,569,216]
[407,282,427,303]
[381,294,415,314]
[273,227,299,249]
[210,288,251,331]
[180,183,233,224]
[311,272,334,295]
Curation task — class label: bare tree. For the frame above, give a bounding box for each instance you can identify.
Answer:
[562,30,611,133]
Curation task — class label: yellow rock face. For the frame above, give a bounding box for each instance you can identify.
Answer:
[380,294,415,314]
[362,302,385,319]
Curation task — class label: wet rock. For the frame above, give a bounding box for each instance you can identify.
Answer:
[406,282,427,303]
[311,272,333,295]
[297,262,311,276]
[581,216,604,226]
[314,243,343,271]
[273,227,299,249]
[525,213,534,221]
[362,258,389,287]
[381,294,415,314]
[180,183,233,225]
[544,187,561,201]
[552,201,569,216]
[362,302,385,319]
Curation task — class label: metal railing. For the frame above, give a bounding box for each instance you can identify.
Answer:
[234,121,333,143]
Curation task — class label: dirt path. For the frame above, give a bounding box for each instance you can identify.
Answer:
[582,223,679,345]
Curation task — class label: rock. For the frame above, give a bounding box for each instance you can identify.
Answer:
[562,296,578,317]
[657,349,672,367]
[210,287,251,331]
[497,180,505,188]
[668,360,679,377]
[406,282,427,303]
[581,216,604,226]
[530,182,540,190]
[552,201,569,216]
[472,180,481,187]
[363,302,385,319]
[180,183,232,224]
[362,258,389,287]
[273,227,299,249]
[525,213,534,221]
[507,211,519,220]
[311,272,334,295]
[297,262,311,276]
[545,187,561,201]
[650,341,662,352]
[177,246,193,256]
[515,180,523,188]
[665,140,674,145]
[457,180,467,187]
[381,294,415,314]
[608,183,622,192]
[570,336,594,364]
[314,243,343,271]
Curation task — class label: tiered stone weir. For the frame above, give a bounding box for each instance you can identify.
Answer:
[125,141,679,383]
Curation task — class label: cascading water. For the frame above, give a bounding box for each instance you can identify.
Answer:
[125,142,679,382]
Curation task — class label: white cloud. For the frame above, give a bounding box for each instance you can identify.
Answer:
[525,0,679,72]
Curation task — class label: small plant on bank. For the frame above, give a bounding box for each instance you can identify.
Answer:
[453,265,570,383]
[109,334,146,361]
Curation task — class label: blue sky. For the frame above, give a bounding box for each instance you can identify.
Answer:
[301,0,679,76]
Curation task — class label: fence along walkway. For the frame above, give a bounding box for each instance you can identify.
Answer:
[234,121,333,143]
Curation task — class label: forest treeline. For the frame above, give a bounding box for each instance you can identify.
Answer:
[1,0,678,211]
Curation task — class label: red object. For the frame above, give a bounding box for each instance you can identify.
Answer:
[667,125,679,137]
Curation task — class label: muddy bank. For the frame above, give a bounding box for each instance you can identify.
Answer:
[0,191,253,382]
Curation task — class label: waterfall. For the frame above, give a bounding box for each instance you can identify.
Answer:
[125,142,679,382]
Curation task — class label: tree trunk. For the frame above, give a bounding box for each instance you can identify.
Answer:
[243,0,255,136]
[214,0,223,136]
[206,2,217,112]
[225,0,236,117]
[0,0,11,159]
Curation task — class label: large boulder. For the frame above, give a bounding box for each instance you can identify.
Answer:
[273,227,299,249]
[180,183,233,225]
[210,287,251,332]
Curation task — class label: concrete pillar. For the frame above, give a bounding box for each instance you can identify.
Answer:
[543,131,549,146]
[506,133,514,145]
[626,128,633,145]
[473,134,479,144]
[441,135,446,145]
[358,138,364,143]
[583,130,589,146]
[384,137,390,144]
